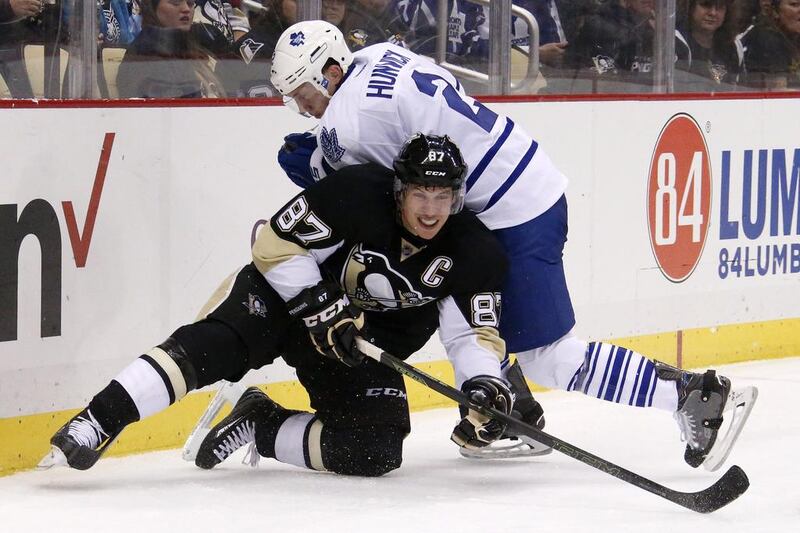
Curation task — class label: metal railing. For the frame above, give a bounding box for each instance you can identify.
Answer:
[434,0,539,95]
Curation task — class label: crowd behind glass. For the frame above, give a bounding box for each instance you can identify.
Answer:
[0,0,798,99]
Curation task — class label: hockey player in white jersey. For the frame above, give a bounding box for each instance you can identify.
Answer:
[268,20,757,470]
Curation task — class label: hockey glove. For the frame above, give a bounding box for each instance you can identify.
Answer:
[287,281,366,367]
[451,376,514,449]
[277,132,318,189]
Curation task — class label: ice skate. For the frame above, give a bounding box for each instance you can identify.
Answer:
[182,381,246,462]
[658,362,758,471]
[195,386,289,469]
[460,360,552,459]
[37,408,120,470]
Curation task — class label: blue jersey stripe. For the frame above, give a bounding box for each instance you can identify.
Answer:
[614,349,634,403]
[636,362,655,407]
[647,369,659,406]
[465,118,514,192]
[628,357,645,405]
[582,342,602,394]
[483,138,539,211]
[595,346,615,399]
[603,347,628,402]
[567,365,582,392]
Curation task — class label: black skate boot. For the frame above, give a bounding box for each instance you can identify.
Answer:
[38,408,121,470]
[459,360,552,459]
[674,369,731,468]
[655,361,752,469]
[195,386,293,469]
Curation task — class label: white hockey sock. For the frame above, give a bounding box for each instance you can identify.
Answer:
[569,342,678,411]
[113,348,189,419]
[273,413,326,471]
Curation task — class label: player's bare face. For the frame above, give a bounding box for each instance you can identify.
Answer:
[286,83,330,119]
[399,185,453,240]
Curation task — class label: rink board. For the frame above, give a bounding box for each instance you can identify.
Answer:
[1,96,799,475]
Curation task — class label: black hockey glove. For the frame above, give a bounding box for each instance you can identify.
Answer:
[451,376,515,449]
[287,281,366,367]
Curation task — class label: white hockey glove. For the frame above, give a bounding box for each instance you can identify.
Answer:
[451,376,514,449]
[287,281,366,367]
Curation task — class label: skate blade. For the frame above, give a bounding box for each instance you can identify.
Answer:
[459,436,553,460]
[36,446,69,470]
[703,386,758,472]
[182,381,246,462]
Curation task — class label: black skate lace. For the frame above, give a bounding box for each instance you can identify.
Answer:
[212,420,256,462]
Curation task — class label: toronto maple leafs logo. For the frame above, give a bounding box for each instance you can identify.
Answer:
[320,127,346,163]
[290,32,305,47]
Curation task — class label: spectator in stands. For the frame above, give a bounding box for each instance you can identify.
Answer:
[100,0,142,46]
[248,0,362,49]
[674,0,741,89]
[117,0,227,98]
[191,0,250,55]
[565,0,675,88]
[0,0,49,98]
[512,1,571,68]
[732,0,772,32]
[740,0,800,90]
[0,0,42,21]
[323,0,347,28]
[342,0,407,50]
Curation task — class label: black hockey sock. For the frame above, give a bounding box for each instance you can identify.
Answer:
[87,379,140,436]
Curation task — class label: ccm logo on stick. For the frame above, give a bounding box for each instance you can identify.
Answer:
[647,114,712,282]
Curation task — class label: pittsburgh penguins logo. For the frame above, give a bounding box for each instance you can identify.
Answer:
[341,244,436,311]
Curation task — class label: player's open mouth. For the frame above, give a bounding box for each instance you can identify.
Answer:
[418,217,440,228]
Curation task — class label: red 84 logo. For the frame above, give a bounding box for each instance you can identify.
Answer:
[647,114,712,282]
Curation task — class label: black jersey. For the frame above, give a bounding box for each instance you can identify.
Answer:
[253,163,509,380]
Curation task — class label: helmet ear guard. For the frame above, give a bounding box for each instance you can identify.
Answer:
[393,134,468,214]
[270,20,354,104]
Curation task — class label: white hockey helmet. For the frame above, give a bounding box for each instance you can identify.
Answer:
[270,20,354,98]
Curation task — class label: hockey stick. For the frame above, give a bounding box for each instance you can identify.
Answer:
[355,339,749,514]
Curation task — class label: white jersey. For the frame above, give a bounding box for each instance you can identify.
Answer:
[312,43,568,230]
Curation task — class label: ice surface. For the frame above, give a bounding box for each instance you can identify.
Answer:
[1,358,797,533]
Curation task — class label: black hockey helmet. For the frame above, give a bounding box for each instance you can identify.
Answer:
[393,133,468,214]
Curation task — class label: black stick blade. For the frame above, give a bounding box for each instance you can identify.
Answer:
[678,465,750,513]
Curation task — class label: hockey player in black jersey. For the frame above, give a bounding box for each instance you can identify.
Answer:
[39,134,516,476]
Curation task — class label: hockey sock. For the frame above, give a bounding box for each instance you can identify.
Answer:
[262,415,405,477]
[569,342,678,411]
[87,380,139,436]
[260,413,324,470]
